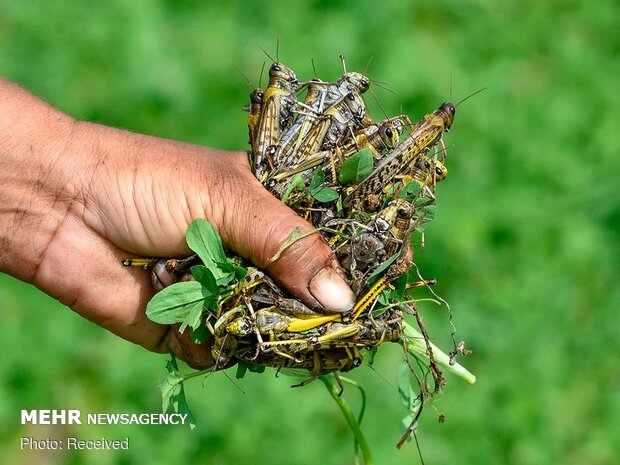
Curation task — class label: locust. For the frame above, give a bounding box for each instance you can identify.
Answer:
[266,93,373,197]
[252,61,299,181]
[246,88,264,151]
[138,59,476,446]
[272,115,404,186]
[343,102,456,207]
[273,70,372,170]
[271,89,370,179]
[226,306,344,338]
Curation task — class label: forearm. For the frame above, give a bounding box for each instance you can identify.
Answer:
[0,77,81,282]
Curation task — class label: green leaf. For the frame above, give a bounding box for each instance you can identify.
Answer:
[178,300,204,334]
[186,219,228,282]
[422,204,437,221]
[282,174,306,204]
[400,180,422,201]
[160,355,182,411]
[338,147,374,185]
[378,288,391,305]
[391,274,408,301]
[384,181,399,197]
[309,167,325,190]
[269,226,301,261]
[336,194,344,217]
[158,354,196,429]
[372,288,391,318]
[311,187,340,203]
[367,253,399,283]
[146,281,215,324]
[307,166,339,203]
[367,346,378,365]
[414,203,437,232]
[190,322,212,344]
[171,381,196,429]
[191,265,219,293]
[246,363,266,374]
[215,261,247,283]
[235,361,249,379]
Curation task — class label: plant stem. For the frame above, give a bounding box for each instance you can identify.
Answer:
[320,375,374,465]
[402,322,476,384]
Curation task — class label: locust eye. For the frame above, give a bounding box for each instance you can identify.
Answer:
[385,128,393,138]
[440,102,455,115]
[397,206,412,219]
[347,93,354,100]
[435,167,443,176]
[271,63,281,72]
[424,160,431,169]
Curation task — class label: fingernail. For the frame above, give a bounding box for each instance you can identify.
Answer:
[309,267,355,313]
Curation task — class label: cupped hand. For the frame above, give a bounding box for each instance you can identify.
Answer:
[0,78,354,369]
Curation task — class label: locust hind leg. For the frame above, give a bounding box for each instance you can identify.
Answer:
[291,351,323,388]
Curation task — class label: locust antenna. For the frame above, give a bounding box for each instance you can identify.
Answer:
[222,370,246,394]
[369,78,392,86]
[370,88,389,120]
[363,56,374,74]
[254,40,275,62]
[370,79,398,94]
[339,54,347,74]
[311,58,319,79]
[258,61,266,88]
[455,87,488,107]
[232,62,255,89]
[365,361,394,388]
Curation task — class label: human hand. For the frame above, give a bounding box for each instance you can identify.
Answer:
[0,78,355,369]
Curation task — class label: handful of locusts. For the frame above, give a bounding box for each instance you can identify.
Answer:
[130,56,477,446]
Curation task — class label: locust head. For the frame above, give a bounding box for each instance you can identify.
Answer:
[339,72,370,94]
[434,159,448,182]
[226,317,253,337]
[250,88,264,105]
[437,102,456,132]
[378,121,400,149]
[269,62,298,88]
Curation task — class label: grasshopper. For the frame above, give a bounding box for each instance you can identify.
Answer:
[237,62,266,152]
[268,90,372,195]
[226,307,343,338]
[246,88,264,151]
[211,306,246,368]
[403,155,449,191]
[273,71,370,172]
[343,102,456,207]
[269,116,403,186]
[253,61,299,181]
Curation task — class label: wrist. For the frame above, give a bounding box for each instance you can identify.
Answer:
[0,79,83,281]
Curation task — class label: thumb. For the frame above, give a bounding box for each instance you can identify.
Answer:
[212,156,355,313]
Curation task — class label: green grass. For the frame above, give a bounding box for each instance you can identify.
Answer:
[1,0,619,464]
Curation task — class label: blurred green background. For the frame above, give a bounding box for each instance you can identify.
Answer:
[1,0,619,464]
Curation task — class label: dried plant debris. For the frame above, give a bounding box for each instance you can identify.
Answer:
[125,55,476,460]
